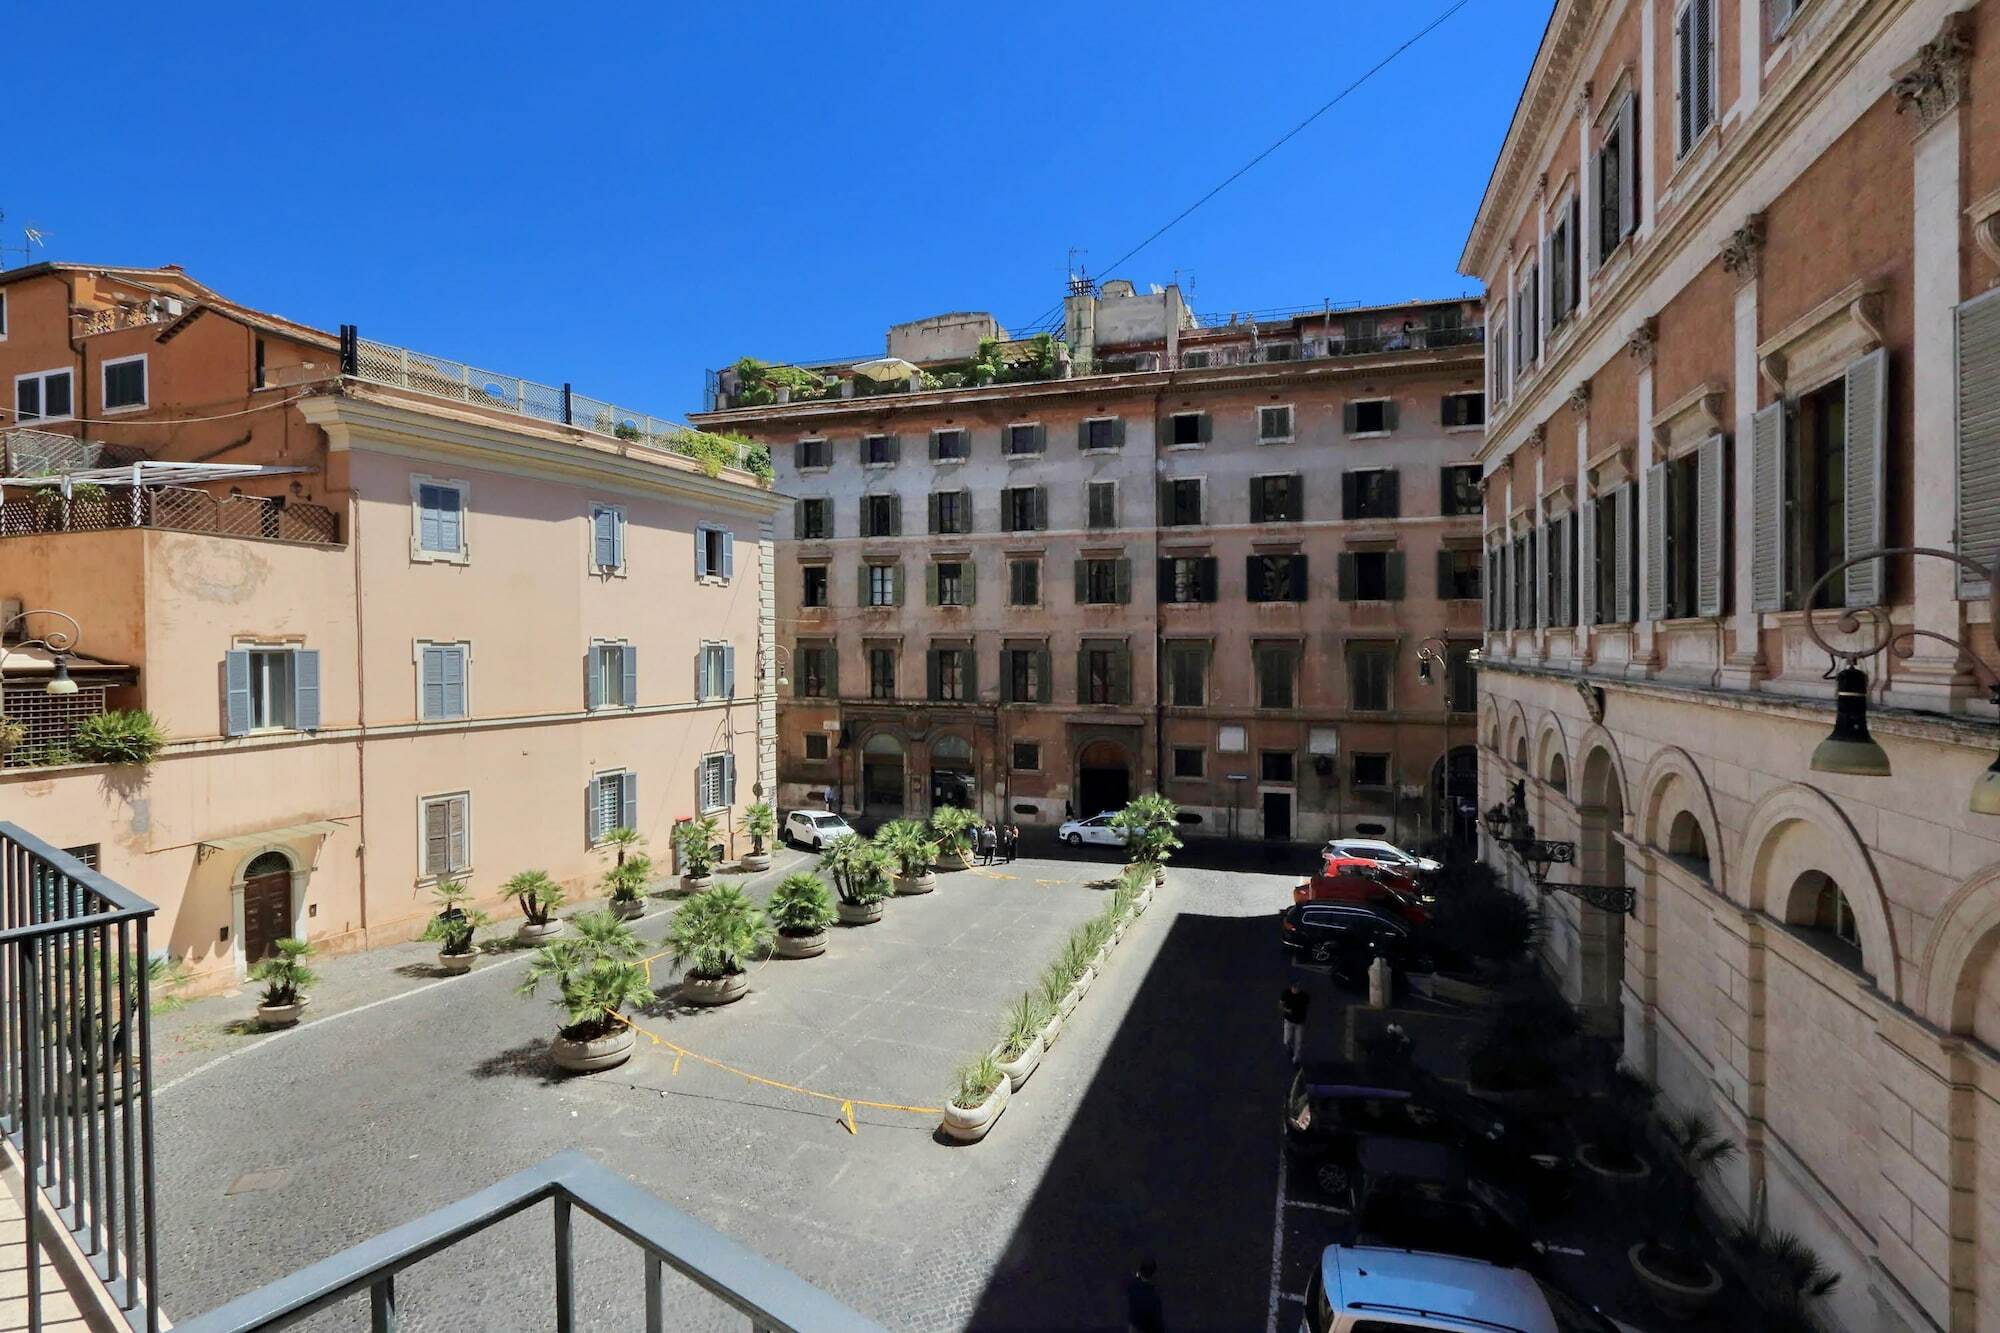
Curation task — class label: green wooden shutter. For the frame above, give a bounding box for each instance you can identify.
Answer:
[1197,414,1212,444]
[1957,291,2000,595]
[1436,548,1452,600]
[926,563,939,606]
[1382,470,1401,517]
[1250,479,1266,524]
[1337,553,1356,601]
[892,563,906,605]
[1843,349,1887,608]
[1035,649,1052,702]
[926,650,941,700]
[1343,403,1359,434]
[1385,552,1405,601]
[963,560,978,605]
[1074,559,1088,604]
[1342,473,1360,519]
[1115,558,1132,604]
[1113,646,1132,705]
[1200,556,1219,602]
[1157,558,1174,603]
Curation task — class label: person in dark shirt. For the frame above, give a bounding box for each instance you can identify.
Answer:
[1126,1257,1164,1333]
[1280,984,1310,1065]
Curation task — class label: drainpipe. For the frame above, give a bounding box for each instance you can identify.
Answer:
[347,486,371,940]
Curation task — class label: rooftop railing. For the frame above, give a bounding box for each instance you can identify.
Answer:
[0,486,339,546]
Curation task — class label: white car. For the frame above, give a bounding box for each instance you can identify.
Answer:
[1321,837,1442,875]
[1058,812,1128,848]
[784,810,855,851]
[1301,1245,1641,1333]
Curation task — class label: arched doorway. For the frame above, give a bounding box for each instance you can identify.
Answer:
[929,735,975,811]
[861,733,905,816]
[1075,738,1132,818]
[239,850,295,965]
[1576,747,1627,1036]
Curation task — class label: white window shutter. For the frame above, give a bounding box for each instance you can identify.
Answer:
[613,511,626,570]
[693,647,706,703]
[594,508,617,569]
[620,771,638,830]
[418,490,442,552]
[722,530,735,580]
[294,650,321,731]
[1957,291,2000,596]
[725,754,738,806]
[1615,484,1635,623]
[1751,403,1787,612]
[694,527,706,577]
[620,645,638,706]
[1644,464,1667,622]
[1617,94,1637,238]
[1696,434,1726,617]
[225,648,252,735]
[1578,494,1597,626]
[1844,349,1888,608]
[723,643,736,697]
[444,646,465,718]
[586,779,602,845]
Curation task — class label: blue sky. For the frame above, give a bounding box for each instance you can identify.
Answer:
[11,2,1542,418]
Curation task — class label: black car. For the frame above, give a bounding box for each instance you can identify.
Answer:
[1278,901,1421,981]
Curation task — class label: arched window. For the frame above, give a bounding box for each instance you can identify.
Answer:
[932,735,972,766]
[862,732,903,757]
[1666,810,1709,878]
[1547,752,1568,793]
[244,851,291,880]
[1513,737,1528,770]
[1788,869,1863,973]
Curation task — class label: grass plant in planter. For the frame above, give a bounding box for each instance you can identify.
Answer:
[742,802,776,871]
[249,937,315,1028]
[823,836,893,925]
[1110,794,1181,884]
[1036,965,1069,1048]
[673,816,724,892]
[419,876,489,973]
[70,710,167,766]
[1629,1110,1737,1321]
[991,993,1051,1091]
[876,819,940,894]
[1464,987,1579,1110]
[518,911,652,1074]
[667,884,771,1006]
[508,869,567,944]
[942,1052,1009,1142]
[928,806,979,871]
[768,872,835,959]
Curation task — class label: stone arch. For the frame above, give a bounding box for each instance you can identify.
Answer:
[229,843,310,979]
[1534,715,1571,788]
[1917,864,2000,1034]
[1636,746,1727,888]
[1573,725,1632,825]
[1739,783,1899,1001]
[1500,698,1532,766]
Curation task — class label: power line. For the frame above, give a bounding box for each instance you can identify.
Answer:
[1009,0,1477,334]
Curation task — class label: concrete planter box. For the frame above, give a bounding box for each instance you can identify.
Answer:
[610,898,646,921]
[941,1078,1009,1143]
[1575,1143,1653,1189]
[1412,972,1506,1008]
[775,928,827,959]
[991,1037,1043,1092]
[680,972,748,1006]
[740,852,772,872]
[256,999,307,1029]
[516,919,564,946]
[935,849,972,872]
[895,871,938,895]
[837,900,885,926]
[680,874,715,895]
[436,950,477,975]
[1059,969,1094,1017]
[1135,887,1153,914]
[551,1025,634,1074]
[1627,1242,1723,1321]
[1038,1010,1064,1049]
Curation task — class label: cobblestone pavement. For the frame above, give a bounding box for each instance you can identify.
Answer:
[151,850,1307,1331]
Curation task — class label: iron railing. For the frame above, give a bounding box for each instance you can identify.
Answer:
[0,823,160,1332]
[175,1150,883,1333]
[0,487,339,546]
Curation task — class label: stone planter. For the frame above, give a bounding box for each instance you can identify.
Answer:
[1039,1010,1064,1050]
[611,898,646,921]
[895,871,938,895]
[941,1077,1009,1143]
[740,851,773,872]
[1134,887,1153,914]
[837,900,885,925]
[1466,1081,1559,1114]
[936,848,972,872]
[1627,1242,1723,1322]
[776,928,827,959]
[437,950,476,975]
[1059,969,1094,1017]
[1575,1143,1652,1189]
[681,874,715,894]
[991,1037,1043,1091]
[680,972,749,1006]
[551,1025,635,1074]
[256,999,307,1029]
[516,919,564,946]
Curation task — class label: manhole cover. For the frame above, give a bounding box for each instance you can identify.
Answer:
[225,1168,289,1196]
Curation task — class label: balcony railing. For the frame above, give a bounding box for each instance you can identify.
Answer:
[0,486,339,546]
[0,823,161,1331]
[174,1150,882,1332]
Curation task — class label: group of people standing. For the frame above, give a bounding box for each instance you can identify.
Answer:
[975,821,1020,864]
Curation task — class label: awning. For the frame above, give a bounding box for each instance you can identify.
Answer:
[196,819,349,859]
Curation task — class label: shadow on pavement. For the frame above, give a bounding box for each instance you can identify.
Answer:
[967,910,1288,1332]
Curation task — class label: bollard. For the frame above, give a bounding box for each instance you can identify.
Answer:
[1367,955,1392,1010]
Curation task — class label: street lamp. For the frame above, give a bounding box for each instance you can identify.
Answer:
[0,608,83,698]
[760,644,792,689]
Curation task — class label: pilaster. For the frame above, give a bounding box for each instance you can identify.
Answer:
[1722,221,1768,688]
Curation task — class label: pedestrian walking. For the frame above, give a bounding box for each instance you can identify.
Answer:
[1126,1257,1164,1333]
[1280,983,1309,1065]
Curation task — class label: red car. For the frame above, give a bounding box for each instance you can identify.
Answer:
[1292,872,1431,927]
[1320,854,1422,894]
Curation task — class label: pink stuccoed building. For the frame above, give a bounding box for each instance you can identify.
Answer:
[0,263,782,992]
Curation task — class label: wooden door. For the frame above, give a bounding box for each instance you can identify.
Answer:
[242,867,293,964]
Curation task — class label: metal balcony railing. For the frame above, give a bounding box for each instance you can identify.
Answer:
[0,823,161,1332]
[173,1150,883,1333]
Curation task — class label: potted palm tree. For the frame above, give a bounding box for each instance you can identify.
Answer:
[823,836,893,925]
[941,1053,1009,1143]
[508,869,566,943]
[1110,794,1181,884]
[929,806,979,872]
[1629,1109,1737,1320]
[673,816,723,893]
[742,802,776,872]
[519,911,653,1074]
[419,876,489,973]
[250,937,315,1028]
[668,884,772,1005]
[991,993,1050,1091]
[1729,1223,1842,1332]
[596,827,653,919]
[876,819,940,894]
[768,872,835,958]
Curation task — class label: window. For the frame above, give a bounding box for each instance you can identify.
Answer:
[102,355,147,411]
[418,643,469,721]
[1252,474,1302,524]
[1340,550,1404,601]
[1437,547,1483,600]
[1598,92,1640,263]
[1446,646,1477,713]
[589,641,638,709]
[1441,393,1485,429]
[1675,0,1718,156]
[1180,350,1211,369]
[696,524,734,580]
[0,291,7,339]
[793,643,835,698]
[1349,646,1392,711]
[795,498,831,540]
[868,647,896,699]
[1081,417,1123,451]
[1166,643,1208,707]
[1491,306,1510,405]
[1077,557,1129,605]
[1246,554,1307,603]
[421,793,471,877]
[863,434,897,465]
[795,438,828,470]
[1345,399,1394,435]
[861,494,901,538]
[1005,423,1044,456]
[1079,643,1130,705]
[801,566,829,608]
[1254,644,1297,709]
[1001,486,1045,532]
[1344,470,1400,519]
[1663,453,1701,618]
[1549,195,1580,328]
[1008,559,1041,607]
[929,490,970,535]
[414,479,466,558]
[60,844,100,869]
[1168,412,1209,447]
[1261,342,1296,362]
[224,645,320,735]
[1164,478,1203,526]
[930,560,973,607]
[866,563,901,607]
[1593,487,1636,623]
[590,504,627,573]
[1440,465,1483,516]
[1260,751,1295,783]
[254,337,266,389]
[1161,556,1218,604]
[1012,742,1041,771]
[695,752,734,813]
[1514,264,1541,369]
[930,428,968,462]
[804,732,830,761]
[1787,381,1847,610]
[1171,746,1206,779]
[1351,753,1391,788]
[1258,405,1294,442]
[1770,0,1803,36]
[929,647,973,702]
[1003,648,1049,703]
[14,369,73,423]
[1087,481,1118,530]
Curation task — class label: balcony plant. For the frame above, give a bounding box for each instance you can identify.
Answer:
[767,872,835,959]
[0,716,25,757]
[991,992,1050,1091]
[1628,1109,1738,1320]
[928,806,980,872]
[249,937,316,1028]
[672,816,723,893]
[941,1053,1009,1143]
[71,710,167,766]
[875,819,940,894]
[519,910,652,1074]
[1110,795,1182,883]
[508,869,567,944]
[419,876,490,974]
[1728,1223,1841,1332]
[667,884,771,1005]
[742,802,776,871]
[822,836,893,925]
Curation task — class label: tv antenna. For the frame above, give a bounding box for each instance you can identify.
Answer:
[0,211,50,269]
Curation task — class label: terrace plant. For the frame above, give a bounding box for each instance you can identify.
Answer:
[506,870,566,935]
[71,710,167,766]
[0,717,25,756]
